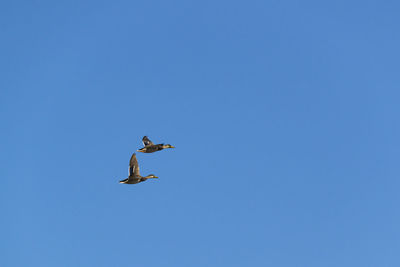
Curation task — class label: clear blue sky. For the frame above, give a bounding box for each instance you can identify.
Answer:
[1,0,400,266]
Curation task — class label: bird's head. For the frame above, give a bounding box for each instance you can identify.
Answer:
[163,144,175,149]
[146,174,158,179]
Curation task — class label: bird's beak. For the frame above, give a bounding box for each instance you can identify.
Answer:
[170,146,175,148]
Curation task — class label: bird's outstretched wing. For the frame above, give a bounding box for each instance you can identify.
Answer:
[129,153,140,176]
[142,136,154,147]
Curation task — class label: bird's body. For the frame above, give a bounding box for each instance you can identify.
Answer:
[138,144,166,153]
[119,153,158,184]
[119,177,144,184]
[137,136,175,153]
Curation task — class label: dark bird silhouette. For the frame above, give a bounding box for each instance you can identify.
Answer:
[119,153,158,184]
[137,136,175,153]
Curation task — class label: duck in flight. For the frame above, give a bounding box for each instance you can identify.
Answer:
[137,136,175,153]
[119,153,158,184]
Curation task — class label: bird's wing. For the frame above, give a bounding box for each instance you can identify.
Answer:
[142,136,154,147]
[129,153,140,176]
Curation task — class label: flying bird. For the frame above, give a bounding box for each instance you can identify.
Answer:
[119,153,158,184]
[137,136,175,153]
